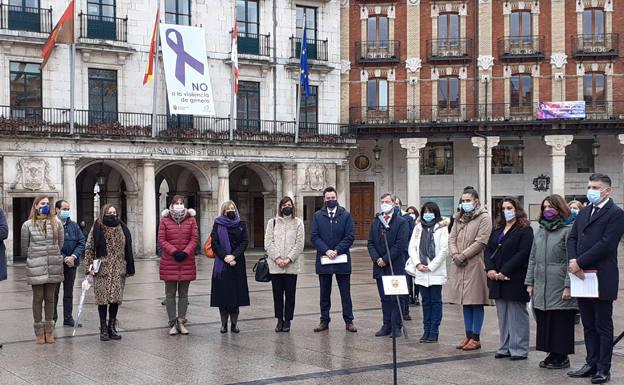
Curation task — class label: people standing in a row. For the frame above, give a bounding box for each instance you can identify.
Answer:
[526,195,576,369]
[311,187,357,333]
[53,200,85,327]
[408,202,449,343]
[265,197,304,333]
[210,201,250,334]
[21,196,64,344]
[405,206,420,309]
[448,188,492,351]
[158,196,199,336]
[368,193,409,338]
[485,198,533,361]
[567,173,624,384]
[83,204,135,341]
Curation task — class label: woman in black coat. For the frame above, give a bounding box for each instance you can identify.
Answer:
[210,201,250,333]
[485,197,533,360]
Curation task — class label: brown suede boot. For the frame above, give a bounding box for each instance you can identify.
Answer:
[34,322,45,344]
[44,321,55,344]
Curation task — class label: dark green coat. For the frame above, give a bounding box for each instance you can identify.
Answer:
[525,223,578,311]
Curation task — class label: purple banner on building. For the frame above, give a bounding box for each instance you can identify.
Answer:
[537,101,586,120]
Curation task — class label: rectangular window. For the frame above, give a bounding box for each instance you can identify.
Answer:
[421,142,453,175]
[510,74,532,111]
[236,0,260,55]
[86,0,116,40]
[88,68,117,123]
[583,73,605,110]
[165,0,190,25]
[492,140,524,174]
[565,139,595,173]
[296,6,317,59]
[420,196,455,218]
[8,0,41,33]
[367,79,388,112]
[367,15,388,44]
[298,85,318,132]
[438,77,459,114]
[237,81,260,131]
[583,8,605,38]
[510,11,531,40]
[9,61,42,118]
[438,13,459,40]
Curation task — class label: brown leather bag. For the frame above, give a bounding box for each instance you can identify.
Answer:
[204,236,215,259]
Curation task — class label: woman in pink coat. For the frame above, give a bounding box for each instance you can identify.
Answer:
[158,195,199,335]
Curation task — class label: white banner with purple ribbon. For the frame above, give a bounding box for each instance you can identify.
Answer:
[159,24,215,116]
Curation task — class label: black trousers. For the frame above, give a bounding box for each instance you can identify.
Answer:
[578,298,614,372]
[319,274,354,325]
[54,264,77,322]
[271,274,298,321]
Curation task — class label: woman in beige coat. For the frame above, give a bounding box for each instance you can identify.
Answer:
[21,196,64,344]
[448,188,492,351]
[264,196,304,333]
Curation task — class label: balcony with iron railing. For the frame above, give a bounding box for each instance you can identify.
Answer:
[498,35,545,61]
[355,40,400,64]
[572,33,619,58]
[78,12,127,42]
[290,36,328,61]
[427,38,472,62]
[0,106,354,145]
[0,3,52,35]
[237,32,271,57]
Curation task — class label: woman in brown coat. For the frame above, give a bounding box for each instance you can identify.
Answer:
[448,188,492,351]
[84,204,135,342]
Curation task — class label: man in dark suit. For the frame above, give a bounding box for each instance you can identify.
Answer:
[369,193,410,337]
[311,186,357,333]
[567,173,624,384]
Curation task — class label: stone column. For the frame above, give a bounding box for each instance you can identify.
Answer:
[142,160,156,256]
[217,161,230,207]
[336,162,350,211]
[544,135,574,197]
[471,136,500,209]
[62,157,78,219]
[399,138,428,208]
[198,191,212,245]
[281,163,296,200]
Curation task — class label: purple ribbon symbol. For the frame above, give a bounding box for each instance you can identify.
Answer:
[165,28,205,85]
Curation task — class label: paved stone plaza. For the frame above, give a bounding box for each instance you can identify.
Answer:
[1,247,623,385]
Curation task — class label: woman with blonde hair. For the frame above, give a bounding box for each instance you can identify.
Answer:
[83,204,134,341]
[210,201,250,333]
[21,196,64,344]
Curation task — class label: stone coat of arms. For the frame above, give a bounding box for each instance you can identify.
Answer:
[305,164,327,191]
[10,158,56,191]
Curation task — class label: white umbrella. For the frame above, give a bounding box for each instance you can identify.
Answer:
[73,276,93,337]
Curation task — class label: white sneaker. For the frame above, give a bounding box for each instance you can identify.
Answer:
[177,319,189,335]
[169,324,178,335]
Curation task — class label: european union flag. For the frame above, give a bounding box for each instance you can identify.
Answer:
[300,27,310,98]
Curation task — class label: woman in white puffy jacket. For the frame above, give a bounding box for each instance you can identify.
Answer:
[406,202,449,344]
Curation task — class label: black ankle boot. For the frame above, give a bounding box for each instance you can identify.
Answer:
[282,320,291,333]
[219,309,228,333]
[100,320,109,341]
[275,319,283,333]
[108,319,122,340]
[230,310,240,333]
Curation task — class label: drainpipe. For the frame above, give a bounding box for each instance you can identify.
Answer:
[473,1,479,119]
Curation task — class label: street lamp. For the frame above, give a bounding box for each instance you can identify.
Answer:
[592,138,600,158]
[516,141,525,159]
[373,140,382,161]
[96,163,107,190]
[444,143,453,160]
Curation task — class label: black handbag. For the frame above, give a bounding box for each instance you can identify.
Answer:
[253,256,271,282]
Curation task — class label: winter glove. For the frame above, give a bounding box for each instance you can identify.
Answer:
[174,251,188,262]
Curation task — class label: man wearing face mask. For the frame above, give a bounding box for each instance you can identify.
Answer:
[567,173,624,384]
[311,186,356,333]
[53,200,85,327]
[369,193,410,337]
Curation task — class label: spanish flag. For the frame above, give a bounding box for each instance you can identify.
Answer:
[41,0,75,69]
[143,8,160,85]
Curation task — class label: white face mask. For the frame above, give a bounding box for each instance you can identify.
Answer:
[173,204,185,213]
[380,203,394,214]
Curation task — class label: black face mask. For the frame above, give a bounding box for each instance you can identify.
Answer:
[281,207,293,216]
[226,211,237,220]
[102,214,120,227]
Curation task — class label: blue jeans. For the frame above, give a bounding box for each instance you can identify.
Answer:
[419,285,443,334]
[463,304,485,335]
[376,278,402,332]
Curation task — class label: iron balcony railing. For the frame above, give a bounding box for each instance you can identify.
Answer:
[498,35,545,60]
[290,36,328,61]
[355,40,400,64]
[572,33,619,57]
[237,32,271,57]
[427,38,472,61]
[349,101,619,125]
[79,12,128,42]
[0,3,52,34]
[0,106,354,144]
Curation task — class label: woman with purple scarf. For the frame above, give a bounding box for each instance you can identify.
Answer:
[210,201,250,333]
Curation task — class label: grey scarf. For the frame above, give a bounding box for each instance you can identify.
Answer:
[419,220,437,266]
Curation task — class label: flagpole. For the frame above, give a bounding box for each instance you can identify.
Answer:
[69,43,75,135]
[151,23,160,138]
[294,81,301,144]
[229,61,235,141]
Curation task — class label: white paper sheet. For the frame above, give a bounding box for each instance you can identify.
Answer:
[569,272,599,298]
[320,254,348,265]
[382,275,409,295]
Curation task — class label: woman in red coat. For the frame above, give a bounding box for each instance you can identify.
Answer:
[158,195,199,335]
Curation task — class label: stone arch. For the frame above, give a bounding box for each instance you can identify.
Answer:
[230,162,276,193]
[155,161,212,191]
[76,159,138,192]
